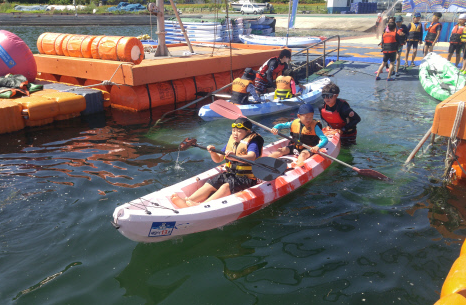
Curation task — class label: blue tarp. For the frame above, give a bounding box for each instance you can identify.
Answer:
[107,2,146,12]
[14,5,48,11]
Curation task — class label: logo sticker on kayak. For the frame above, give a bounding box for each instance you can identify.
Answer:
[0,45,16,69]
[148,222,176,237]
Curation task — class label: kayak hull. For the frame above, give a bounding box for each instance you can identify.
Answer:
[113,129,341,243]
[198,77,330,121]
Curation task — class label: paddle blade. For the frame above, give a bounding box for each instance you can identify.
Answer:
[356,168,393,182]
[210,100,244,120]
[252,157,288,181]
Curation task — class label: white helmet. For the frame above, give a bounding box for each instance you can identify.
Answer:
[378,13,381,16]
[459,13,466,20]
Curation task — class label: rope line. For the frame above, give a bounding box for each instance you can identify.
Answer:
[444,101,465,180]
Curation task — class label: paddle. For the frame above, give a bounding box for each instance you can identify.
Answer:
[179,138,287,181]
[210,100,392,182]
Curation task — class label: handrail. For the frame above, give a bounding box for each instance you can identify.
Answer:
[291,35,340,79]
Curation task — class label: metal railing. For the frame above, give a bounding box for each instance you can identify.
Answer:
[292,35,340,79]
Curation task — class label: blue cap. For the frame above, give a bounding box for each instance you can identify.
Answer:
[414,12,421,17]
[298,104,314,114]
[395,16,403,22]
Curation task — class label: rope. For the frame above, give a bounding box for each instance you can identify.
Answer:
[62,62,129,91]
[444,101,465,180]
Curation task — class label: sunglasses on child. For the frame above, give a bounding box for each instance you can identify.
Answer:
[232,123,250,130]
[322,93,335,99]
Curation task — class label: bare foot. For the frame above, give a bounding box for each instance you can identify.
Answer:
[170,194,189,208]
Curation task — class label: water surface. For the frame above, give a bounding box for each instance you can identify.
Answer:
[0,26,465,305]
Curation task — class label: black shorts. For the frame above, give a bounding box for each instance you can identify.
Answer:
[449,43,463,54]
[383,52,397,63]
[407,41,419,49]
[341,130,357,146]
[285,144,310,156]
[425,41,433,47]
[206,172,257,194]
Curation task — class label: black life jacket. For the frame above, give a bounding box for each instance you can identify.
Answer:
[425,22,441,43]
[407,22,422,41]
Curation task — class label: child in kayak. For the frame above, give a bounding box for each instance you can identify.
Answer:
[171,118,264,208]
[274,69,306,99]
[268,104,328,167]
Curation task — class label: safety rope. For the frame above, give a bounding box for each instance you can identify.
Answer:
[444,101,465,180]
[63,62,129,91]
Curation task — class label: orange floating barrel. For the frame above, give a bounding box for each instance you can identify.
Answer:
[59,75,86,86]
[61,35,72,57]
[66,35,89,58]
[54,33,69,56]
[97,36,144,64]
[0,100,25,134]
[36,32,47,54]
[81,35,96,58]
[91,35,105,59]
[37,32,63,55]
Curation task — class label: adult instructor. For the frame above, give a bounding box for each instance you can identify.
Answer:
[255,49,292,95]
[318,83,361,145]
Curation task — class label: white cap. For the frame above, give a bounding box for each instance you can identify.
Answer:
[460,13,466,20]
[378,13,381,16]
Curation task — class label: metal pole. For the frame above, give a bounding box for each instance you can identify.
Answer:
[169,0,194,53]
[323,41,326,68]
[154,0,168,57]
[306,49,309,78]
[337,35,340,61]
[286,0,292,47]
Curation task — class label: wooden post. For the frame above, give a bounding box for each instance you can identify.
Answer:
[169,0,194,53]
[154,0,168,57]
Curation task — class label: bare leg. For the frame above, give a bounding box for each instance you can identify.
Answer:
[448,52,453,62]
[396,52,401,74]
[204,183,231,203]
[268,147,290,159]
[171,183,217,208]
[388,61,395,78]
[296,150,311,166]
[404,45,411,66]
[376,61,386,78]
[411,47,418,64]
[456,50,461,66]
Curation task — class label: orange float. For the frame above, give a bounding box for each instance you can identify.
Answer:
[61,35,72,57]
[54,34,69,56]
[434,293,466,305]
[91,35,105,59]
[66,35,89,58]
[0,100,25,134]
[81,35,96,58]
[97,36,144,64]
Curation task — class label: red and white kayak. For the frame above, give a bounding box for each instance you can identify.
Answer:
[112,128,341,243]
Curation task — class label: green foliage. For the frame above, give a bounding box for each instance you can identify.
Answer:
[0,2,15,13]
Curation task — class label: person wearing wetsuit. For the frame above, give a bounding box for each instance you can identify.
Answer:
[255,49,291,95]
[231,68,268,104]
[318,83,361,145]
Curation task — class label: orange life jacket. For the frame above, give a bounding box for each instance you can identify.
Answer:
[224,132,263,178]
[231,78,253,104]
[274,75,293,99]
[382,31,398,53]
[450,24,464,44]
[290,119,322,149]
[425,22,441,43]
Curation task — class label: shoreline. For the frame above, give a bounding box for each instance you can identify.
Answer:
[0,13,375,31]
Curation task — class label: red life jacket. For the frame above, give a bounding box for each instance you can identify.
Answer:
[450,24,464,44]
[256,57,285,82]
[320,99,349,129]
[382,31,398,53]
[425,22,441,43]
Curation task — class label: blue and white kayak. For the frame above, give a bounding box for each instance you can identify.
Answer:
[198,77,331,121]
[240,34,322,47]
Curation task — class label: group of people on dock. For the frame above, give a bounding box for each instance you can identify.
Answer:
[171,51,361,208]
[376,12,466,80]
